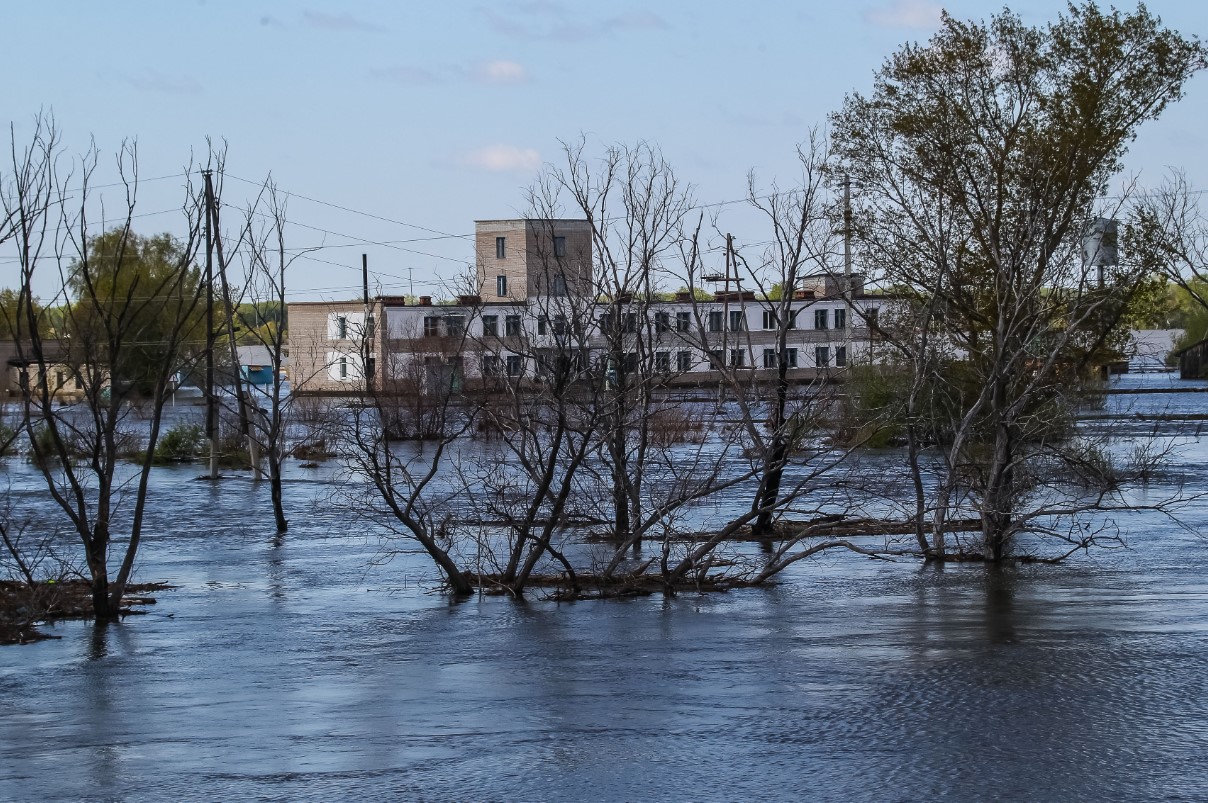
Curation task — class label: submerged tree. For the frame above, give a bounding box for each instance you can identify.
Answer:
[832,2,1205,560]
[2,115,207,620]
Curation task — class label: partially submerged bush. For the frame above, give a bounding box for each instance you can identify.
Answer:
[153,421,205,463]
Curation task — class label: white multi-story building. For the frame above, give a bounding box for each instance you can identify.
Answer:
[289,219,889,395]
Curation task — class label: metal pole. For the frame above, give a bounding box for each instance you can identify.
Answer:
[203,170,218,479]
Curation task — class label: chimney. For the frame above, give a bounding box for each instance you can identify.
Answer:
[419,295,432,306]
[675,291,693,303]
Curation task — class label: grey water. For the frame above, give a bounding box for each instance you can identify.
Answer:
[3,374,1208,801]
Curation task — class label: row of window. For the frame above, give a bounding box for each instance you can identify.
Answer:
[462,309,872,338]
[495,272,568,297]
[494,236,567,260]
[479,346,848,378]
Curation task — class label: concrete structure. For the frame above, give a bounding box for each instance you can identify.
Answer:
[475,219,593,302]
[287,219,890,396]
[285,300,381,395]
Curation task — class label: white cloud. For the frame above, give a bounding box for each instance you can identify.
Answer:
[459,144,541,173]
[301,10,380,32]
[863,0,943,29]
[476,60,529,85]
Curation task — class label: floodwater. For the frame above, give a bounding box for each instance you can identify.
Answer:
[3,375,1208,801]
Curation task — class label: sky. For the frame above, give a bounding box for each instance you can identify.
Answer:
[5,0,1208,301]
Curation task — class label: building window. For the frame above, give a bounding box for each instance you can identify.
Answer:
[763,348,777,369]
[336,315,347,339]
[785,348,798,368]
[366,356,376,380]
[676,312,691,332]
[423,316,441,337]
[338,356,348,379]
[762,310,777,330]
[816,346,830,367]
[708,349,724,368]
[505,315,521,337]
[496,275,508,297]
[834,308,846,330]
[482,315,498,337]
[483,355,501,376]
[677,351,693,373]
[598,313,613,333]
[730,349,746,368]
[73,373,83,390]
[553,315,567,336]
[55,370,65,389]
[655,311,670,333]
[655,352,670,373]
[506,355,523,376]
[496,237,506,259]
[835,346,847,367]
[445,315,465,337]
[624,313,637,334]
[622,353,639,375]
[554,236,567,257]
[865,307,879,331]
[537,315,548,335]
[708,310,724,332]
[815,309,829,330]
[552,272,567,296]
[729,310,745,332]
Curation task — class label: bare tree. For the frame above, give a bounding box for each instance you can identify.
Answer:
[1,115,207,619]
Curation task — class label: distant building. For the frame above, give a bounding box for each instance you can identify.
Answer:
[287,219,889,397]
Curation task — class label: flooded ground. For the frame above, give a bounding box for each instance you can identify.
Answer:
[3,373,1208,800]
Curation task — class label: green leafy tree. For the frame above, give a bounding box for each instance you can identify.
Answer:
[832,2,1205,560]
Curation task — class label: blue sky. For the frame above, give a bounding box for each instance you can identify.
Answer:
[6,1,1208,300]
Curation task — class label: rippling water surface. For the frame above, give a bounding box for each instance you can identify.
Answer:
[3,376,1208,801]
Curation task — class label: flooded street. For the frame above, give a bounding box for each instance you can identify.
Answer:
[4,376,1208,801]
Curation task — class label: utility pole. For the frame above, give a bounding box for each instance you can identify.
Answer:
[704,233,740,407]
[363,253,375,392]
[203,170,219,480]
[842,174,853,366]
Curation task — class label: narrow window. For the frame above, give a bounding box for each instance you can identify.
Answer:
[676,312,691,332]
[708,310,724,332]
[655,352,671,373]
[835,346,847,367]
[482,315,498,337]
[815,309,829,330]
[423,316,441,337]
[537,315,548,336]
[815,346,830,367]
[730,348,746,368]
[763,348,777,369]
[624,313,637,334]
[552,273,567,296]
[865,307,879,331]
[496,275,508,297]
[506,355,523,376]
[365,314,375,340]
[505,314,521,337]
[338,356,348,379]
[785,348,798,368]
[483,355,501,375]
[55,370,65,389]
[495,237,506,259]
[834,308,846,330]
[599,313,613,333]
[655,311,670,333]
[677,351,693,373]
[729,310,745,332]
[762,310,777,330]
[554,236,567,257]
[553,315,567,336]
[336,315,347,339]
[366,356,376,380]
